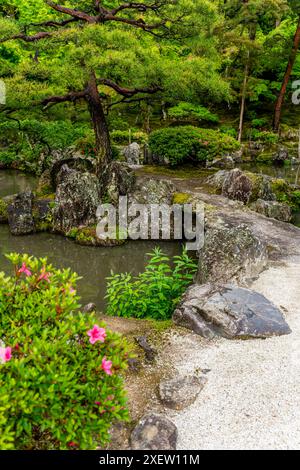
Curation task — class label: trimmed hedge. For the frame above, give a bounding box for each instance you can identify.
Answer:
[149,126,240,166]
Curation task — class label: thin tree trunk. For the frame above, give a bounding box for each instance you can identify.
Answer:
[85,71,112,171]
[273,16,300,132]
[238,55,249,143]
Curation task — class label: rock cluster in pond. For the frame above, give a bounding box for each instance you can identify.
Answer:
[100,161,136,204]
[122,142,141,165]
[131,413,178,450]
[53,165,101,235]
[173,283,291,339]
[159,374,207,410]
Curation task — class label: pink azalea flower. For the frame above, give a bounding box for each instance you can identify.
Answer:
[69,287,76,295]
[37,267,51,283]
[101,357,113,376]
[87,325,106,345]
[18,263,32,277]
[0,346,12,364]
[95,401,101,406]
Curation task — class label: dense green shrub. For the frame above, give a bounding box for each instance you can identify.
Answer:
[251,117,269,129]
[168,102,219,123]
[0,254,129,450]
[149,126,240,166]
[105,248,197,321]
[247,128,279,144]
[0,150,17,166]
[220,125,238,139]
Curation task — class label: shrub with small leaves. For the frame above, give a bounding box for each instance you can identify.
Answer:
[149,126,240,166]
[105,248,197,321]
[0,254,129,450]
[168,102,219,124]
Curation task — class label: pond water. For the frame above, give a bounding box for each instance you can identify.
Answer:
[1,162,300,310]
[0,170,181,310]
[0,170,37,198]
[0,225,181,310]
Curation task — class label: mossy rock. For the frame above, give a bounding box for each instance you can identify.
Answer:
[32,197,54,232]
[172,193,192,204]
[256,152,274,164]
[36,170,55,197]
[0,198,8,223]
[68,226,126,247]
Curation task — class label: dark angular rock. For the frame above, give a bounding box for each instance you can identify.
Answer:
[159,375,207,410]
[131,413,178,450]
[7,191,35,235]
[82,303,97,313]
[273,147,289,163]
[135,336,157,362]
[173,284,291,339]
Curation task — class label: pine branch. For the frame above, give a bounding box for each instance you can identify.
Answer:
[41,90,87,109]
[97,79,162,97]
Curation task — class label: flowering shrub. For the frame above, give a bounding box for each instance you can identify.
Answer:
[0,253,129,450]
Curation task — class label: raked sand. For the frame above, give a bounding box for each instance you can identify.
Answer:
[164,258,300,450]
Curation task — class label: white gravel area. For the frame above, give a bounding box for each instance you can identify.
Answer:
[165,260,300,450]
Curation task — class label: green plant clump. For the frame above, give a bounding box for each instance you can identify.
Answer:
[168,102,219,123]
[105,248,197,321]
[0,254,129,450]
[149,126,240,166]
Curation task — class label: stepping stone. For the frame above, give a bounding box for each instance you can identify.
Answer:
[131,413,177,450]
[159,374,207,410]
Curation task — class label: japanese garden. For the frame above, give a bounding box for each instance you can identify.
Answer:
[0,0,300,452]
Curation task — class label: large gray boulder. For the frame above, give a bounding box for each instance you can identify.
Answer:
[122,142,141,165]
[197,217,267,284]
[250,199,292,223]
[130,177,176,205]
[53,165,101,235]
[7,191,35,235]
[173,284,291,339]
[131,413,178,450]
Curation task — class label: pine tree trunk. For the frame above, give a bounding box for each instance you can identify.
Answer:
[85,71,112,171]
[273,17,300,132]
